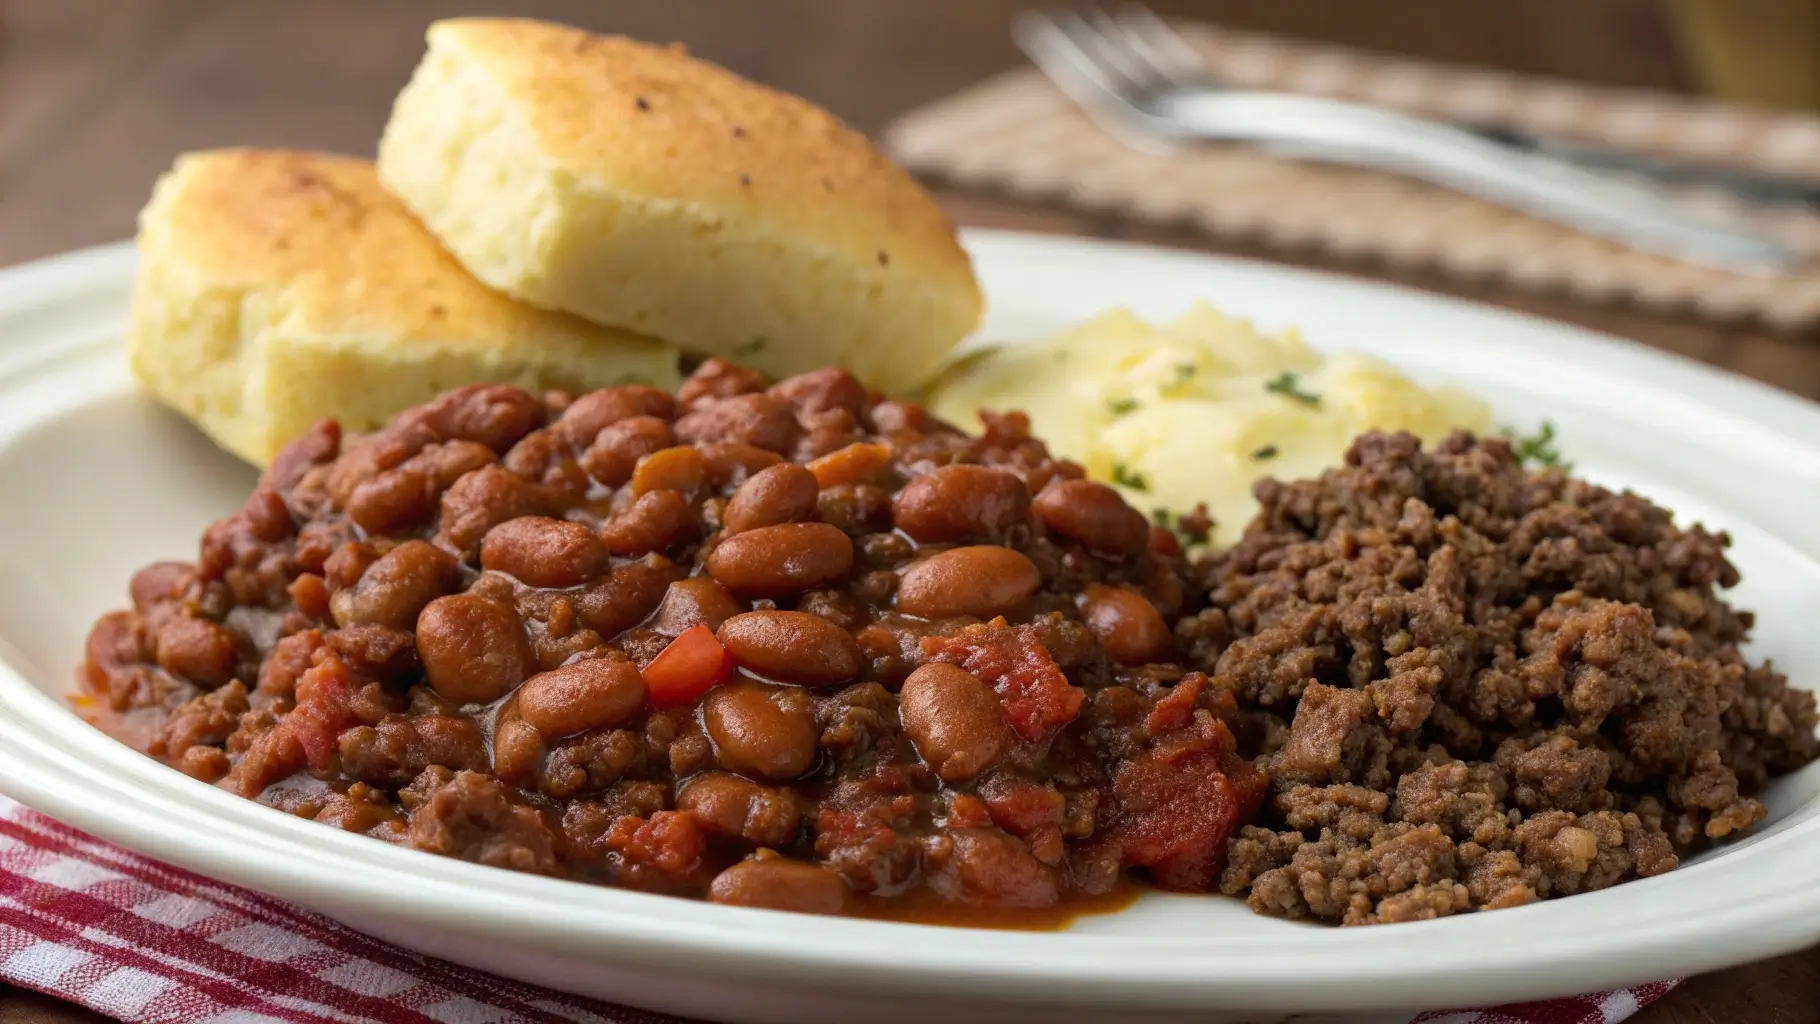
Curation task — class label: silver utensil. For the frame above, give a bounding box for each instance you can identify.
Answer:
[1012,6,1805,274]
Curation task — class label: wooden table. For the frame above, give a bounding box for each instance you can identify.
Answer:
[2,2,1817,1021]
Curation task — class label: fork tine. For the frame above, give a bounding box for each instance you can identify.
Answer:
[1010,9,1179,153]
[1070,9,1172,92]
[1010,10,1136,107]
[1054,8,1173,94]
[1112,4,1210,85]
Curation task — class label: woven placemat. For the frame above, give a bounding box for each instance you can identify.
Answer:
[883,21,1820,330]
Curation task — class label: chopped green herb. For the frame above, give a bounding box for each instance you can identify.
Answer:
[733,336,768,357]
[1503,421,1572,471]
[1264,371,1322,407]
[1110,463,1150,492]
[1106,397,1141,417]
[1152,506,1211,547]
[1174,363,1197,383]
[1251,444,1279,461]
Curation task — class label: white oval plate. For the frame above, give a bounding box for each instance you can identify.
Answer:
[2,234,1819,1024]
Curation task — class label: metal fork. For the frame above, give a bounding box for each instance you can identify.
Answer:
[1012,7,1803,274]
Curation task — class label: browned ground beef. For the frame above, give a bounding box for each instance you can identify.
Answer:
[79,360,1264,921]
[1188,430,1818,925]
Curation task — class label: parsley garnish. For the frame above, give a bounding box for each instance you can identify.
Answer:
[1251,444,1279,461]
[1504,421,1572,471]
[1111,463,1150,492]
[1174,363,1197,383]
[733,336,768,357]
[1107,397,1140,417]
[1264,371,1322,407]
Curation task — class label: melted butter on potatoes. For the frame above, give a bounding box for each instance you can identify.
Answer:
[926,305,1491,546]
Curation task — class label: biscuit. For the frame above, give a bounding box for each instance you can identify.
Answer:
[131,148,680,466]
[378,19,982,390]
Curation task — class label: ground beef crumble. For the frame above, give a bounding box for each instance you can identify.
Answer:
[1193,430,1817,925]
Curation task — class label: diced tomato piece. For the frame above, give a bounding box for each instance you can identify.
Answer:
[606,811,705,874]
[814,809,861,842]
[945,793,992,829]
[1112,717,1267,891]
[283,651,355,770]
[921,623,1083,741]
[1145,674,1207,736]
[981,781,1066,836]
[644,625,732,708]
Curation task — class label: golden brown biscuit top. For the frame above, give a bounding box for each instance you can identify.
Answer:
[424,18,973,284]
[142,148,663,348]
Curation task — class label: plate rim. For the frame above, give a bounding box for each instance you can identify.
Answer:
[2,234,1818,1014]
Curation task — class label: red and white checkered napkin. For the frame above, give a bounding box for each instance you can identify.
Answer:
[0,795,1674,1024]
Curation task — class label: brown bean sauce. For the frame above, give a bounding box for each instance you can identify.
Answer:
[75,365,1266,927]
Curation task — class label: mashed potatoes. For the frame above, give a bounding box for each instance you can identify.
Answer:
[925,305,1491,546]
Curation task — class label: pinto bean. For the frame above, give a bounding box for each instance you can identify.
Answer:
[574,560,676,638]
[437,466,546,556]
[698,443,783,488]
[1032,479,1149,556]
[674,394,800,453]
[480,516,607,588]
[153,617,241,687]
[346,468,436,535]
[422,384,544,453]
[768,367,867,416]
[130,561,192,612]
[677,771,802,847]
[650,578,743,636]
[892,465,1030,543]
[601,489,697,556]
[899,663,1012,783]
[702,679,819,780]
[331,540,457,629]
[678,358,766,410]
[716,611,861,685]
[1078,584,1172,665]
[896,546,1039,620]
[723,463,819,535]
[866,400,935,435]
[708,856,846,915]
[558,385,676,447]
[516,659,647,739]
[580,416,675,488]
[416,595,535,704]
[491,706,546,782]
[706,523,853,597]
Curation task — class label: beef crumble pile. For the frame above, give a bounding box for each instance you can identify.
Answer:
[81,359,1263,919]
[1183,430,1818,925]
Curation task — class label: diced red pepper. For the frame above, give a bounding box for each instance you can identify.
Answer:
[921,622,1083,741]
[644,625,732,708]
